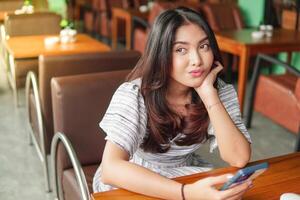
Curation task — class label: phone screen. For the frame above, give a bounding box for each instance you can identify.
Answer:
[220,162,268,190]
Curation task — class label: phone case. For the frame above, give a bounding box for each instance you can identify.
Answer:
[220,162,269,191]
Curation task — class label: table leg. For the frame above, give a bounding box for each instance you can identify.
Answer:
[8,54,19,107]
[287,52,292,64]
[126,14,132,50]
[225,54,234,83]
[237,47,250,114]
[112,11,118,49]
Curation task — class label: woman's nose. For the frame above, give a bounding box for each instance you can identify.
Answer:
[190,50,202,66]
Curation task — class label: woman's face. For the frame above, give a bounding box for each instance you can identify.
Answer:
[170,23,214,89]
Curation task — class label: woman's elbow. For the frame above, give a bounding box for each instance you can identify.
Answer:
[100,163,115,185]
[229,154,251,168]
[230,159,249,168]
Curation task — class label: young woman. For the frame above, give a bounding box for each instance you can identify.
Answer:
[93,7,252,200]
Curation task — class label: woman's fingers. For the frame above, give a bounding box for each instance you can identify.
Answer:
[219,181,252,199]
[206,174,234,186]
[224,187,247,200]
[212,62,223,76]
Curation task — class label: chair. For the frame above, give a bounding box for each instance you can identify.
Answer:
[0,0,23,67]
[245,54,300,152]
[25,50,140,191]
[3,12,61,106]
[4,12,61,37]
[132,1,202,53]
[51,70,131,200]
[82,0,103,36]
[0,0,23,12]
[83,0,130,40]
[200,2,244,81]
[200,2,244,31]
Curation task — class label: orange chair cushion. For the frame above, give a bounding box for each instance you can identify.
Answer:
[254,74,300,133]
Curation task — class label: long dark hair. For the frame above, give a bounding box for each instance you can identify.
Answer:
[127,7,223,153]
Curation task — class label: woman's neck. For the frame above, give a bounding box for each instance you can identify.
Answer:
[166,79,191,106]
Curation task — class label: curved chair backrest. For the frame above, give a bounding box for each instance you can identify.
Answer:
[0,0,23,11]
[201,2,244,31]
[52,70,131,170]
[38,50,141,153]
[51,70,131,200]
[147,1,178,26]
[133,1,203,53]
[4,12,61,37]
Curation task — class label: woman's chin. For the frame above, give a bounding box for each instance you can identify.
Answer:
[189,80,204,88]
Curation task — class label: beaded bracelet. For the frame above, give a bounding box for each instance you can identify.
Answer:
[181,183,186,200]
[207,101,221,110]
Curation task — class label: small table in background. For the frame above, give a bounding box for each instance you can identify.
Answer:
[5,34,111,58]
[4,33,111,106]
[215,28,300,113]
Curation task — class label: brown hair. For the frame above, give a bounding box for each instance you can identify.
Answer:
[127,7,223,153]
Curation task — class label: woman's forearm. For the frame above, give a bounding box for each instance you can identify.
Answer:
[101,142,182,200]
[204,93,251,167]
[101,159,182,200]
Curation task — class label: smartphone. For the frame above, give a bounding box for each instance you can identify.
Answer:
[220,162,268,191]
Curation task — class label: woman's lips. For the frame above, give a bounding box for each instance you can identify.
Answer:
[189,69,203,77]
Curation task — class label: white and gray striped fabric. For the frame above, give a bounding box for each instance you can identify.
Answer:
[92,78,251,192]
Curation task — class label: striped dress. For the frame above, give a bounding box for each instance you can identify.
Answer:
[92,78,251,192]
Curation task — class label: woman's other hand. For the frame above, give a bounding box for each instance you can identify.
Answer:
[184,173,252,200]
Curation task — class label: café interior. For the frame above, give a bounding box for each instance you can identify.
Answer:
[0,0,299,199]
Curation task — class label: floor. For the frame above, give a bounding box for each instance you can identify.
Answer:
[0,56,297,199]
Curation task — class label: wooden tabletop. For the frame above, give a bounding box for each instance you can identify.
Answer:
[5,34,111,59]
[215,28,300,113]
[91,152,300,200]
[215,29,300,52]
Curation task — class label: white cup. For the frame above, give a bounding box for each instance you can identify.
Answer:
[139,5,148,13]
[60,28,77,43]
[259,25,267,32]
[265,25,273,37]
[251,31,264,39]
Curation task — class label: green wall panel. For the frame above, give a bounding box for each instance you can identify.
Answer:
[47,0,66,19]
[238,0,265,27]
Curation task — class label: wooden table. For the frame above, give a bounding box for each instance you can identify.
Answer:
[215,28,300,113]
[5,33,110,58]
[4,33,111,106]
[91,152,300,200]
[111,7,149,50]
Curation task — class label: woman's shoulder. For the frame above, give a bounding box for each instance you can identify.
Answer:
[111,78,144,106]
[115,78,142,96]
[118,78,141,91]
[216,78,238,101]
[217,78,235,92]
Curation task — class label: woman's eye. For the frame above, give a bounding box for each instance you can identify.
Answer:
[175,48,187,54]
[199,44,210,51]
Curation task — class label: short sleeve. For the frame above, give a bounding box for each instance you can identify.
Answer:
[99,80,147,159]
[208,79,252,152]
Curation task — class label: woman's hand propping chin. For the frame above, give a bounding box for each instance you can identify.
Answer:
[194,61,223,104]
